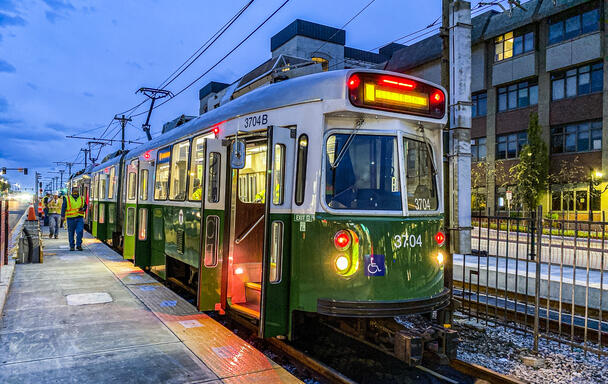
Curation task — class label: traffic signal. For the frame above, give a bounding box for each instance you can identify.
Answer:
[22,168,28,175]
[1,167,5,174]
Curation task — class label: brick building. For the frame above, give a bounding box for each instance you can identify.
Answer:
[197,0,607,217]
[386,0,607,217]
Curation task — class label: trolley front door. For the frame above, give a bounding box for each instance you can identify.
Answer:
[260,126,295,338]
[198,138,227,311]
[123,159,138,260]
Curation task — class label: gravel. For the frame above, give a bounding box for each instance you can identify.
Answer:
[453,312,608,383]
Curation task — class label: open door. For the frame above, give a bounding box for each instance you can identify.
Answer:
[260,126,295,338]
[197,138,227,311]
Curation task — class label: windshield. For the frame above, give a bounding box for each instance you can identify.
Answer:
[404,138,438,211]
[325,134,401,210]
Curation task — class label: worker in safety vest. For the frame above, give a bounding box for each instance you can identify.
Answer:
[61,187,87,251]
[47,192,63,239]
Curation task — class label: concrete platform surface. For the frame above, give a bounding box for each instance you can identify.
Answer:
[0,228,301,384]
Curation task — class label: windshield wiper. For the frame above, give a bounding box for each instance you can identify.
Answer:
[331,118,364,170]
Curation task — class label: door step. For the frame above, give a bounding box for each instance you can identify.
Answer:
[245,282,261,307]
[230,302,260,319]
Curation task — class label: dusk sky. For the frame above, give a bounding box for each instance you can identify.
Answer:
[0,0,448,189]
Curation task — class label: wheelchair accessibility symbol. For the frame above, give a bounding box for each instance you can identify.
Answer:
[364,254,385,276]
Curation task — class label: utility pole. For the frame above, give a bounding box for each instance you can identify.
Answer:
[59,169,65,189]
[113,114,132,151]
[137,87,173,141]
[81,148,89,168]
[442,0,473,292]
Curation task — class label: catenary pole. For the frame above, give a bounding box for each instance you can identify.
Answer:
[442,0,473,299]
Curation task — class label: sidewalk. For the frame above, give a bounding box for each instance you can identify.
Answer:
[0,228,300,383]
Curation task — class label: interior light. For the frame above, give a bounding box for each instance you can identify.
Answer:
[234,267,243,275]
[335,255,350,272]
[334,230,351,251]
[594,170,603,178]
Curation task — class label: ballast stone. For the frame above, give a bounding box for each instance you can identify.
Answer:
[521,355,545,369]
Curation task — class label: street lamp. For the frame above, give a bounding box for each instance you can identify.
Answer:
[590,168,604,222]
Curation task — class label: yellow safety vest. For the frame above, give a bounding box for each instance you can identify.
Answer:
[65,195,85,218]
[48,198,63,214]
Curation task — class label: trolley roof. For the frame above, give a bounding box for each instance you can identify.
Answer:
[126,69,446,159]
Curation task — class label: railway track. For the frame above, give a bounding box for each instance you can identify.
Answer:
[226,311,519,384]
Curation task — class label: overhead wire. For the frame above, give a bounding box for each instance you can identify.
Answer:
[115,0,256,120]
[326,0,508,71]
[131,0,292,118]
[309,0,377,58]
[158,0,256,90]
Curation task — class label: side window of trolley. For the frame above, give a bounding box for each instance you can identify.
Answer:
[272,144,285,205]
[154,148,171,200]
[139,168,149,201]
[325,133,401,211]
[295,134,308,206]
[127,160,137,201]
[108,166,116,199]
[189,135,206,201]
[169,140,190,201]
[207,152,221,203]
[99,173,108,200]
[404,138,438,211]
[90,175,96,200]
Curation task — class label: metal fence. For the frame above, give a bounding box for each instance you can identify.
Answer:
[454,207,608,356]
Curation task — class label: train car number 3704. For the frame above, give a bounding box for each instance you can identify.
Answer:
[393,234,423,249]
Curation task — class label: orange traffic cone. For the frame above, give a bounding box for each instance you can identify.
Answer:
[27,205,37,221]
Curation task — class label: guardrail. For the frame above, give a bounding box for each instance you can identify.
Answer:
[456,207,608,357]
[0,199,8,277]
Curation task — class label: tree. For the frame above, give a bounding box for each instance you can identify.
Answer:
[511,112,549,213]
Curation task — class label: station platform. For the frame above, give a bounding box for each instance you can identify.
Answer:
[0,228,301,384]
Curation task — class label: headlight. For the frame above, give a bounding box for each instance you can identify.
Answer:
[335,255,350,273]
[436,251,444,265]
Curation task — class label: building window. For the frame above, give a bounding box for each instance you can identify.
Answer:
[551,120,602,153]
[495,30,534,62]
[549,6,599,45]
[497,80,538,112]
[551,62,603,100]
[496,132,527,160]
[311,57,329,71]
[471,138,487,162]
[472,92,487,117]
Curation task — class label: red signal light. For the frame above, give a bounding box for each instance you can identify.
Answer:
[435,231,446,246]
[143,150,151,160]
[212,126,220,135]
[431,90,444,103]
[334,230,351,251]
[348,75,360,90]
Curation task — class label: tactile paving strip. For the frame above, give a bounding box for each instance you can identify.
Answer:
[84,233,301,383]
